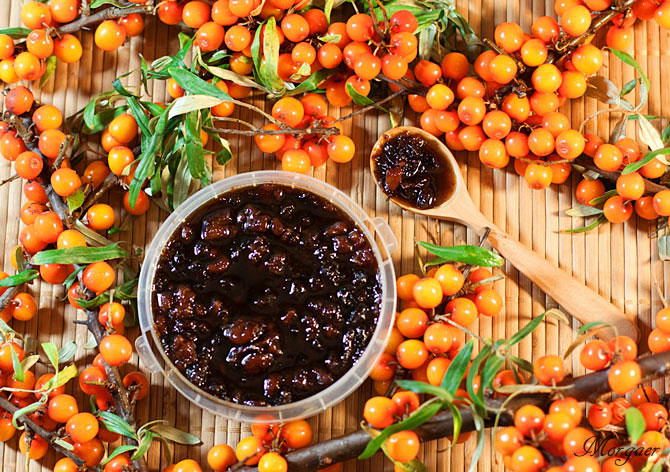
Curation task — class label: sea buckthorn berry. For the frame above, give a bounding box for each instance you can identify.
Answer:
[615,137,640,163]
[514,405,546,437]
[254,124,286,154]
[433,264,464,296]
[458,125,486,152]
[386,430,420,463]
[35,211,64,244]
[57,229,86,249]
[280,420,312,449]
[1,131,26,161]
[108,114,138,144]
[9,292,37,321]
[281,149,311,174]
[21,1,52,29]
[648,328,670,353]
[258,452,287,472]
[533,355,565,385]
[95,20,127,51]
[39,129,66,159]
[21,202,47,225]
[445,297,478,326]
[609,335,637,360]
[458,96,486,126]
[0,58,19,84]
[33,105,63,132]
[572,44,603,75]
[608,360,641,394]
[653,189,670,216]
[532,16,560,42]
[100,334,132,367]
[441,52,469,81]
[396,308,429,338]
[495,426,523,455]
[13,51,42,81]
[489,54,518,84]
[390,9,418,33]
[66,413,99,444]
[54,34,83,63]
[456,77,486,99]
[482,110,512,140]
[656,0,670,28]
[426,84,454,111]
[26,29,54,59]
[19,432,48,460]
[505,132,530,158]
[108,146,135,176]
[182,0,211,28]
[616,172,644,200]
[640,158,666,179]
[520,38,548,67]
[555,129,585,159]
[51,168,81,197]
[167,78,185,99]
[479,138,509,169]
[196,22,225,52]
[364,397,396,429]
[494,22,524,53]
[346,13,374,42]
[542,112,570,138]
[0,35,14,60]
[638,196,662,220]
[603,196,633,223]
[79,366,107,396]
[318,43,343,69]
[396,274,419,300]
[562,5,592,36]
[594,143,623,172]
[474,50,496,81]
[475,289,502,316]
[580,340,612,370]
[396,339,429,370]
[423,323,453,355]
[530,91,559,116]
[587,403,611,429]
[558,70,587,99]
[532,64,562,93]
[633,385,660,406]
[118,13,145,37]
[15,151,43,180]
[83,261,115,293]
[272,97,304,127]
[528,128,555,157]
[83,161,111,189]
[5,86,34,116]
[20,224,47,254]
[543,412,573,441]
[86,204,115,231]
[576,178,605,206]
[54,458,78,472]
[606,25,633,50]
[412,277,443,308]
[510,445,546,472]
[501,94,530,122]
[208,444,237,472]
[414,60,442,87]
[369,353,396,381]
[225,25,252,52]
[327,135,355,164]
[48,394,79,423]
[354,53,381,80]
[123,371,150,400]
[282,14,310,42]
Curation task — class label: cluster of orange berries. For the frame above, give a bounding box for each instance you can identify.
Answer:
[647,306,670,353]
[0,332,148,471]
[493,334,648,472]
[0,1,145,84]
[162,419,342,472]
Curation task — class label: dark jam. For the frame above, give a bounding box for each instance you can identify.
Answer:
[152,184,382,406]
[373,130,456,209]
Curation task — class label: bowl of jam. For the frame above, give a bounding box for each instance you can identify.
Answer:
[136,171,397,422]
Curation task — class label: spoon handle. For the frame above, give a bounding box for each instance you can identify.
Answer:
[486,227,639,342]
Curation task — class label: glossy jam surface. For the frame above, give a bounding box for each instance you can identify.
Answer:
[373,130,456,209]
[152,184,382,406]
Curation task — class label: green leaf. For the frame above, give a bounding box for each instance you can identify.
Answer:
[58,341,77,364]
[125,96,151,138]
[418,242,504,267]
[48,364,78,390]
[150,424,202,445]
[98,411,138,440]
[447,403,462,444]
[561,214,608,234]
[324,0,334,23]
[286,68,334,96]
[84,332,97,350]
[132,432,155,460]
[89,0,127,7]
[395,380,450,401]
[67,189,85,212]
[578,321,612,335]
[346,82,376,107]
[20,355,40,373]
[0,27,31,39]
[479,355,504,400]
[259,17,285,94]
[620,78,639,97]
[12,398,47,430]
[359,400,443,459]
[441,339,473,394]
[169,68,232,101]
[466,344,492,410]
[101,445,138,466]
[0,270,38,287]
[318,34,341,43]
[41,342,59,369]
[609,48,650,100]
[468,405,486,472]
[625,407,646,444]
[11,344,24,382]
[13,246,26,273]
[39,56,57,88]
[30,244,128,265]
[622,147,670,174]
[565,204,604,218]
[507,312,547,346]
[184,111,208,182]
[589,189,618,206]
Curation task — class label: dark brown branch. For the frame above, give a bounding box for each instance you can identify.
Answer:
[573,155,667,194]
[0,396,86,467]
[239,351,670,472]
[56,5,154,35]
[80,173,121,215]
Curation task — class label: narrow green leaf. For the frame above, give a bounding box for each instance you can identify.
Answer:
[132,432,155,460]
[625,407,646,444]
[287,68,334,96]
[0,27,31,38]
[57,341,77,364]
[447,403,462,444]
[30,244,128,265]
[395,380,451,400]
[67,189,85,212]
[13,246,26,273]
[169,68,232,101]
[468,406,486,472]
[441,339,473,394]
[41,342,59,369]
[418,242,504,267]
[12,398,47,430]
[466,345,492,410]
[150,424,202,445]
[561,214,608,234]
[609,48,650,97]
[259,17,285,94]
[49,364,78,389]
[98,411,138,440]
[0,270,38,287]
[39,56,57,88]
[359,400,443,459]
[622,148,670,174]
[507,312,546,346]
[620,78,639,97]
[11,344,24,382]
[346,82,376,107]
[565,204,604,218]
[101,445,138,466]
[324,0,334,23]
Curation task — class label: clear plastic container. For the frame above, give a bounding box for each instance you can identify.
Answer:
[136,171,398,423]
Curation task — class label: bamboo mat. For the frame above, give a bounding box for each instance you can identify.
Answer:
[0,0,669,471]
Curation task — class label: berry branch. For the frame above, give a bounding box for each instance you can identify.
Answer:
[56,4,155,35]
[238,350,670,472]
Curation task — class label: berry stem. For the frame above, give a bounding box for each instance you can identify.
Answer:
[0,396,86,467]
[56,4,155,35]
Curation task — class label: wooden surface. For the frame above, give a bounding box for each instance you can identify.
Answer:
[1,1,669,471]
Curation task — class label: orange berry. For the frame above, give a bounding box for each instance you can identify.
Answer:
[603,196,633,223]
[82,261,115,293]
[412,277,443,308]
[95,20,127,51]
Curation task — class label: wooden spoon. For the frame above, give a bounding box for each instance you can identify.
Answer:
[370,126,639,342]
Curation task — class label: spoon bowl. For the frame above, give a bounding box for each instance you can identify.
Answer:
[371,126,639,342]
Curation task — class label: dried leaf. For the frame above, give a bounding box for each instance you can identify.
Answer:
[565,204,604,218]
[151,424,202,445]
[389,95,405,128]
[610,115,627,143]
[168,95,225,120]
[638,115,665,157]
[585,76,620,105]
[206,65,267,92]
